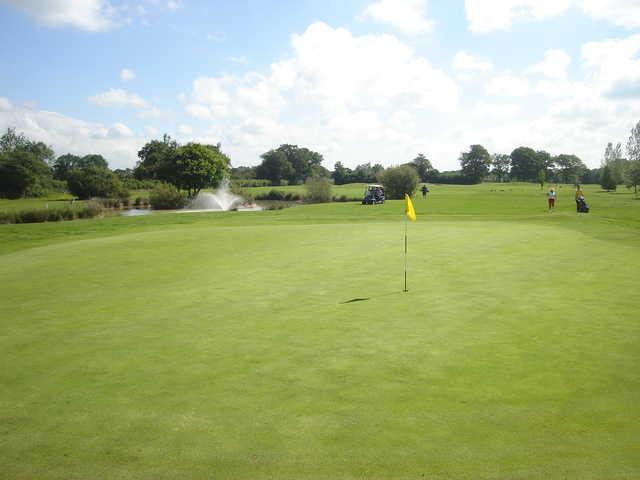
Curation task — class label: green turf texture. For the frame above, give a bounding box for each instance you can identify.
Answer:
[1,183,638,479]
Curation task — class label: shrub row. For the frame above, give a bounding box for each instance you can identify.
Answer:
[332,195,360,202]
[233,179,272,187]
[255,190,303,201]
[0,202,103,224]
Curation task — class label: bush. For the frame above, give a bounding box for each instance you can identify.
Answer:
[149,183,186,209]
[377,165,419,199]
[0,203,103,224]
[134,196,150,208]
[233,179,271,187]
[254,190,302,201]
[305,177,332,203]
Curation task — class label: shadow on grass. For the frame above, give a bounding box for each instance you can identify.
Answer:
[340,290,408,304]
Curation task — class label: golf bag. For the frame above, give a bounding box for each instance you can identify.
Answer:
[577,197,589,213]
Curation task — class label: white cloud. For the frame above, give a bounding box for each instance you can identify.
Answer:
[579,0,640,28]
[88,88,148,108]
[0,97,12,111]
[1,0,117,32]
[453,51,493,80]
[464,0,640,33]
[464,0,572,32]
[0,101,147,169]
[362,0,434,35]
[177,124,193,136]
[185,103,213,119]
[228,56,248,65]
[527,49,571,79]
[486,75,530,97]
[166,0,181,11]
[108,122,133,137]
[581,33,640,99]
[145,126,158,136]
[183,22,459,167]
[120,68,136,82]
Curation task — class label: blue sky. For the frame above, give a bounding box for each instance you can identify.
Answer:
[1,0,639,170]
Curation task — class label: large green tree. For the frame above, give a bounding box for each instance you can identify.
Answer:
[174,143,230,196]
[553,154,586,184]
[410,154,435,182]
[459,144,491,184]
[509,147,551,181]
[134,134,179,184]
[67,165,125,199]
[0,128,54,198]
[491,154,511,182]
[258,144,324,185]
[256,150,294,186]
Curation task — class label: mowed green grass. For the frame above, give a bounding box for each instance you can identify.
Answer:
[0,183,639,479]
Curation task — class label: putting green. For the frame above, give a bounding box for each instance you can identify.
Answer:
[1,185,639,479]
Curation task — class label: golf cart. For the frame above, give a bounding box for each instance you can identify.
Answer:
[362,184,385,205]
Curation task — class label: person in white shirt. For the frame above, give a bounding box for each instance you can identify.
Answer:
[547,188,557,212]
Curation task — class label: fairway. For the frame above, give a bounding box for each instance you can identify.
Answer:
[1,184,639,479]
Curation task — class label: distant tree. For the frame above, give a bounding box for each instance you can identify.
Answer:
[67,165,126,199]
[258,144,324,185]
[537,169,546,190]
[378,165,419,199]
[410,154,435,182]
[600,165,617,191]
[135,134,179,184]
[625,121,640,195]
[0,128,54,198]
[76,154,108,170]
[256,150,294,186]
[624,160,640,196]
[510,147,538,181]
[174,143,230,197]
[491,154,511,182]
[459,144,491,184]
[602,142,625,184]
[553,154,586,184]
[627,120,640,162]
[332,161,353,185]
[53,154,81,181]
[231,165,257,180]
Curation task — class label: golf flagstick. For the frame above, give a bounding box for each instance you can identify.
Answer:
[403,193,416,292]
[404,215,408,292]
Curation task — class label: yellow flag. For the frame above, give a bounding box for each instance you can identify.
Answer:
[405,194,416,222]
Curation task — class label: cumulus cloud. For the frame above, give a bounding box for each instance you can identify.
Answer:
[486,75,530,97]
[0,97,12,111]
[182,22,459,166]
[362,0,434,34]
[581,33,640,99]
[526,49,571,79]
[464,0,640,33]
[89,88,148,108]
[453,51,493,80]
[120,68,136,82]
[0,101,146,169]
[0,0,116,31]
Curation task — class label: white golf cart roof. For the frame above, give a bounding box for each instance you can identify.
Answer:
[367,184,383,188]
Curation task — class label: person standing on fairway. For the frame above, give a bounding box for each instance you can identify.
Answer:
[547,188,557,211]
[575,184,585,212]
[421,184,429,199]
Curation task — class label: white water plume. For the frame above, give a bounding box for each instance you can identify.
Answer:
[187,179,259,211]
